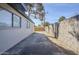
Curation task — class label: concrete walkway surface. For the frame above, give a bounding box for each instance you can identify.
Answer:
[2,32,76,55]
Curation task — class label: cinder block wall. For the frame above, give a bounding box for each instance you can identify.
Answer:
[45,26,49,33]
[47,16,79,54]
[49,25,55,37]
[48,23,59,38]
[58,19,79,54]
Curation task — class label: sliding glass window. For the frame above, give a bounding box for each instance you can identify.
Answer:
[0,8,12,27]
[13,14,20,27]
[27,21,30,28]
[21,19,27,28]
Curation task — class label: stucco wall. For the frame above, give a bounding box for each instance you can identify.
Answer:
[0,28,34,54]
[0,4,34,54]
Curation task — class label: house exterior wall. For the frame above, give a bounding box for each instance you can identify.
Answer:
[0,4,34,54]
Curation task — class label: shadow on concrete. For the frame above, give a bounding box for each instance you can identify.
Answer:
[46,34,77,55]
[47,37,77,55]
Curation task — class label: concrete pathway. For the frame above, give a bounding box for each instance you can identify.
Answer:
[2,33,76,55]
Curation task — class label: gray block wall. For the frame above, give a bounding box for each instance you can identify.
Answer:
[58,18,79,54]
[47,15,79,54]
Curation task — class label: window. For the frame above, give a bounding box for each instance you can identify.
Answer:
[27,21,30,28]
[21,19,27,28]
[13,14,20,27]
[0,8,12,27]
[0,7,29,29]
[28,22,30,28]
[27,21,28,28]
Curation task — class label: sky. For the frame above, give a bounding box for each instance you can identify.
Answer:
[32,3,79,26]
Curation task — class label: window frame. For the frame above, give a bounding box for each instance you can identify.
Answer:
[21,18,28,28]
[12,14,21,28]
[27,21,29,28]
[28,22,30,28]
[27,21,30,29]
[0,6,22,29]
[0,7,13,29]
[20,17,21,28]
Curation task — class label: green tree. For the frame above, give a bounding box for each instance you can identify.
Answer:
[32,3,45,29]
[24,3,34,17]
[24,3,45,21]
[24,3,46,30]
[58,16,66,22]
[44,22,50,27]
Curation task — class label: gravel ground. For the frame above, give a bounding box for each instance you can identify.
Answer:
[2,33,76,55]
